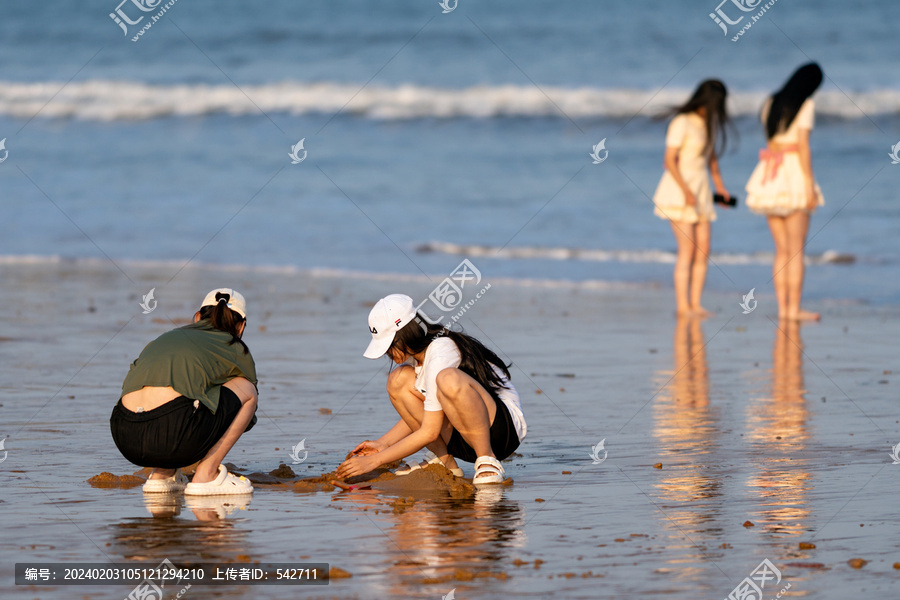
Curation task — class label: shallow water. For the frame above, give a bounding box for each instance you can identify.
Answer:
[2,263,900,599]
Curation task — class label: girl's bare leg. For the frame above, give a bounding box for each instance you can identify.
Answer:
[434,369,498,479]
[387,366,459,471]
[670,221,697,317]
[784,210,819,320]
[192,377,258,484]
[767,215,790,319]
[689,220,711,315]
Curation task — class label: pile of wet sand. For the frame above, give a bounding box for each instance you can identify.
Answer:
[89,461,496,497]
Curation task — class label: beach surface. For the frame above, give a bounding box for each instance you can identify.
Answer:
[2,260,899,599]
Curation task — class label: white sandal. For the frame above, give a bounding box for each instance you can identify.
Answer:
[142,469,188,494]
[184,464,253,496]
[473,456,505,486]
[395,453,463,478]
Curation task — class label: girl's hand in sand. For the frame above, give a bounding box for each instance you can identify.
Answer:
[337,454,380,479]
[351,440,384,457]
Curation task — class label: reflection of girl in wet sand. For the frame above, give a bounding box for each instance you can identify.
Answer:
[746,63,824,321]
[652,317,722,512]
[110,289,257,496]
[652,80,734,317]
[337,294,526,486]
[745,321,811,535]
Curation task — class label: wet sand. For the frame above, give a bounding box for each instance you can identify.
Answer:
[2,260,900,599]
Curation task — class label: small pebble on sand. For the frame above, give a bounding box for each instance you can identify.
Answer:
[847,558,867,569]
[327,566,353,579]
[743,521,754,527]
[799,542,816,549]
[653,463,662,469]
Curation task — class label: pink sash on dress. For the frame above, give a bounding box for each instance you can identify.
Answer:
[759,145,799,184]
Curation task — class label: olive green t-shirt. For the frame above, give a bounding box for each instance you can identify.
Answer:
[121,320,258,425]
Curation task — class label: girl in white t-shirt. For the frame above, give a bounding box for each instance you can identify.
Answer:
[337,294,526,485]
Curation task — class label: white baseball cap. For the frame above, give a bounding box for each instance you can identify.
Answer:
[364,294,417,359]
[200,288,247,319]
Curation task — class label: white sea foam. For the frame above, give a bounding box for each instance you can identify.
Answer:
[417,241,856,266]
[0,254,652,290]
[0,80,897,121]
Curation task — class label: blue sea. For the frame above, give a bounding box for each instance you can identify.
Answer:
[1,0,899,304]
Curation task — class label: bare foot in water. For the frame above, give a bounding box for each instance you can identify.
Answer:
[691,306,714,318]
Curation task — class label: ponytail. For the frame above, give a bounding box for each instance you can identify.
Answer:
[198,292,249,354]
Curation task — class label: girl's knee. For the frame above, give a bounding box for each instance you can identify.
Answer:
[387,365,415,395]
[224,377,258,404]
[435,368,466,399]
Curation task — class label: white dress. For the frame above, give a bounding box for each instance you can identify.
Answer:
[745,98,825,216]
[652,112,716,224]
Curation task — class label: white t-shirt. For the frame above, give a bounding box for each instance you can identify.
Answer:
[410,337,527,441]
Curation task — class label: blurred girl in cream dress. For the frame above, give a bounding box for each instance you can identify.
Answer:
[746,63,824,321]
[653,80,734,317]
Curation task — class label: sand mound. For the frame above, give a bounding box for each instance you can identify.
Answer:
[370,464,475,496]
[87,472,145,489]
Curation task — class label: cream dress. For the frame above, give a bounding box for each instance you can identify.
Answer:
[652,112,716,224]
[745,98,825,216]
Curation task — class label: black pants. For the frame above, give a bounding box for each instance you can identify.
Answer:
[446,394,520,463]
[110,387,247,469]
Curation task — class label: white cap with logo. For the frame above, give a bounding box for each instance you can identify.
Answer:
[363,294,417,359]
[200,288,247,319]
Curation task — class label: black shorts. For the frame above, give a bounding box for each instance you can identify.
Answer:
[110,387,247,469]
[446,395,521,464]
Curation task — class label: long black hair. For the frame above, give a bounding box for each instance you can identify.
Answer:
[765,62,823,140]
[661,79,733,157]
[389,315,511,400]
[198,291,249,354]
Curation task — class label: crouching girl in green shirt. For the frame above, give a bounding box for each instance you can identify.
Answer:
[110,289,258,495]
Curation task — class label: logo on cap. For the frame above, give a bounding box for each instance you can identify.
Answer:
[394,318,402,326]
[370,326,378,334]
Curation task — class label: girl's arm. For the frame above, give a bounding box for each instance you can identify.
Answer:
[351,419,413,455]
[708,153,730,199]
[663,146,696,206]
[797,128,817,209]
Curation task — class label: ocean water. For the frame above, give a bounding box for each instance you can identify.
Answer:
[1,0,899,305]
